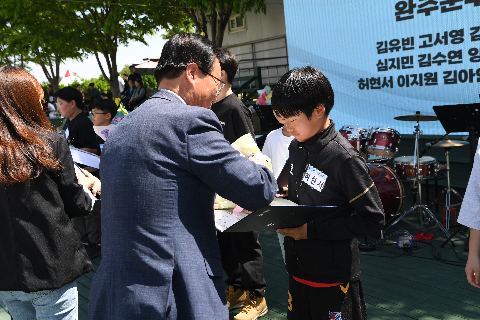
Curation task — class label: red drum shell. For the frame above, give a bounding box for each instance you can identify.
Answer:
[393,156,438,180]
[365,127,401,158]
[369,164,404,225]
[340,125,368,155]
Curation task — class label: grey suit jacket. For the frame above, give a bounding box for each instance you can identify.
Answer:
[89,90,276,319]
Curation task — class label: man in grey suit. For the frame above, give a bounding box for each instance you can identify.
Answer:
[88,34,277,319]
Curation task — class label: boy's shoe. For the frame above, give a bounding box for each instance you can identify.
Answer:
[234,291,268,320]
[226,285,246,310]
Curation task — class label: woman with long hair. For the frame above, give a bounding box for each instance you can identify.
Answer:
[0,66,100,320]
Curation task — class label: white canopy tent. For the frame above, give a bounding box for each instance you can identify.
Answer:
[59,69,82,86]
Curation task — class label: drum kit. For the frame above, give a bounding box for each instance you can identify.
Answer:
[341,111,468,237]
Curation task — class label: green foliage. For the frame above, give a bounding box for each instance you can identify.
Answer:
[175,0,267,46]
[162,17,196,39]
[41,73,156,97]
[142,75,158,91]
[0,0,87,87]
[1,0,188,97]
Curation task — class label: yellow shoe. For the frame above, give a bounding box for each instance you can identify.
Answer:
[234,291,268,320]
[226,285,247,310]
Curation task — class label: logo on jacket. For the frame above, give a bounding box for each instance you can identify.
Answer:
[329,311,342,319]
[302,165,327,193]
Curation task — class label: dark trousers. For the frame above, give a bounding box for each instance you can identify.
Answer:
[287,275,367,320]
[217,231,266,297]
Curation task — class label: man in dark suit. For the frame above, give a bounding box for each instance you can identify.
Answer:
[88,33,277,319]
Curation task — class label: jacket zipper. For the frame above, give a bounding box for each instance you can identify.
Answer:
[294,150,311,203]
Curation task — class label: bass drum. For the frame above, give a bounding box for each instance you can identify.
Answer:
[369,164,405,226]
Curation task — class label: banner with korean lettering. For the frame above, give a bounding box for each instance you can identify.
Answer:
[283,0,480,135]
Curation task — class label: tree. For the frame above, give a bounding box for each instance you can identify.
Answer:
[175,0,267,47]
[0,2,87,92]
[5,0,187,98]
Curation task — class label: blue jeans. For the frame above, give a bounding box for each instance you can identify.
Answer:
[0,281,78,320]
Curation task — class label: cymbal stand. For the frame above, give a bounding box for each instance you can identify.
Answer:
[384,121,451,238]
[437,147,463,229]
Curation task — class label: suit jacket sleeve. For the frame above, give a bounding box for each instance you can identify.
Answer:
[307,156,385,240]
[186,110,276,211]
[53,135,93,218]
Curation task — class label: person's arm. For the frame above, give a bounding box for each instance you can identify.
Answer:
[459,143,480,286]
[232,105,255,140]
[53,135,95,217]
[307,156,384,241]
[466,228,480,288]
[187,110,276,211]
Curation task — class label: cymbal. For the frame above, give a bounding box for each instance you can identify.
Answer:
[431,139,470,148]
[394,114,438,121]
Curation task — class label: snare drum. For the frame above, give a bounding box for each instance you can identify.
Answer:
[340,125,368,154]
[365,127,400,158]
[393,156,438,180]
[369,165,405,225]
[366,155,390,165]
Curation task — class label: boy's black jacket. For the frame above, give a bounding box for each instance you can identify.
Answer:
[279,121,385,283]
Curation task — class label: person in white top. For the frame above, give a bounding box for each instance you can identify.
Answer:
[118,75,124,93]
[458,139,480,288]
[262,125,295,263]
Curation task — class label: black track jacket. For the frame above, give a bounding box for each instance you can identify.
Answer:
[278,120,385,283]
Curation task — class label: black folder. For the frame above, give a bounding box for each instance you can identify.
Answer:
[215,198,336,232]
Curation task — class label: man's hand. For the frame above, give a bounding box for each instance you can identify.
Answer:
[277,223,308,240]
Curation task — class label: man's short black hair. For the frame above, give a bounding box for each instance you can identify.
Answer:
[271,66,334,119]
[89,82,95,87]
[129,65,135,69]
[154,33,220,83]
[91,98,117,119]
[55,87,83,110]
[123,73,128,76]
[217,48,238,84]
[135,77,143,86]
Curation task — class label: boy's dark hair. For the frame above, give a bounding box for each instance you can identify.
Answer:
[217,48,238,84]
[271,66,334,119]
[54,87,83,110]
[135,77,143,86]
[154,33,220,83]
[91,98,117,119]
[123,73,128,76]
[89,82,95,87]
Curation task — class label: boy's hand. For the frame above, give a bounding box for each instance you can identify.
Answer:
[277,223,308,240]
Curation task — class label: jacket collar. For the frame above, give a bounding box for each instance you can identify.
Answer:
[152,89,187,105]
[299,120,337,153]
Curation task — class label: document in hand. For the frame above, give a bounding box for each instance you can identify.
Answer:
[73,165,101,212]
[215,198,336,232]
[69,147,100,169]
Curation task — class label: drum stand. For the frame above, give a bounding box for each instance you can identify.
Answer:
[437,147,465,247]
[384,122,451,238]
[436,147,463,226]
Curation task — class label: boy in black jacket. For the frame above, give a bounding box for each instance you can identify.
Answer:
[273,67,385,320]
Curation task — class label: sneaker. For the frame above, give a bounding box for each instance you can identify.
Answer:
[226,285,246,310]
[234,291,268,320]
[86,243,101,259]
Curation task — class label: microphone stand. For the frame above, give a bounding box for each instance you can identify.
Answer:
[418,133,449,158]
